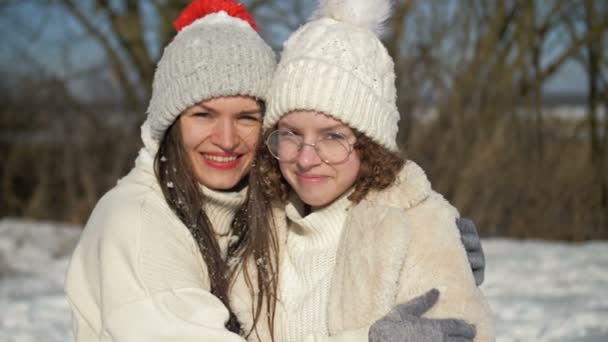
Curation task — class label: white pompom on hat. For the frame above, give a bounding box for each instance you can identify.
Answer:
[142,0,276,156]
[264,0,399,151]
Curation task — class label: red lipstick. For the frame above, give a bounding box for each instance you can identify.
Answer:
[202,152,241,170]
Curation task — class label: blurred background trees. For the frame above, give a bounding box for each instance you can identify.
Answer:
[1,0,606,240]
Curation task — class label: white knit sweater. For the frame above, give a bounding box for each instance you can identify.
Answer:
[65,149,249,342]
[201,185,247,255]
[278,192,352,342]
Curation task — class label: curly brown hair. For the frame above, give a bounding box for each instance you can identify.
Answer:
[255,127,406,205]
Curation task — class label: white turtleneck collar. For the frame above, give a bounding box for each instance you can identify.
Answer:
[200,184,248,237]
[285,189,353,251]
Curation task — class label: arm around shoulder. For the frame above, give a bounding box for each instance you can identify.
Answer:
[396,193,495,341]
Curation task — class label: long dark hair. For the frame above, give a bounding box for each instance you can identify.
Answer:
[230,164,279,340]
[154,117,278,337]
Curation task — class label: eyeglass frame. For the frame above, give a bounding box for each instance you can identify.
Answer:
[265,129,356,164]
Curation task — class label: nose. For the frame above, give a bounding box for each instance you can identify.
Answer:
[211,118,239,151]
[296,144,321,170]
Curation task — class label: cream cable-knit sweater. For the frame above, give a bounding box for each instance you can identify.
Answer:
[278,192,352,342]
[65,148,249,342]
[230,192,369,342]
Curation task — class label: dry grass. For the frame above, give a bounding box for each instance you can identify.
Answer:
[407,113,606,240]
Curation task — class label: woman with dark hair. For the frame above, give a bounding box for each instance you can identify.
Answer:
[64,1,278,340]
[235,0,495,341]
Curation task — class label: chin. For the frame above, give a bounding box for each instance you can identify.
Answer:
[198,176,240,191]
[197,166,250,190]
[298,193,332,208]
[209,182,238,191]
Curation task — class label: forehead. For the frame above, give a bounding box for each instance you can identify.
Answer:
[198,95,261,112]
[279,110,350,129]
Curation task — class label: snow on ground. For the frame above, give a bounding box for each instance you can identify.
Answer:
[483,239,608,341]
[0,218,607,342]
[0,218,80,342]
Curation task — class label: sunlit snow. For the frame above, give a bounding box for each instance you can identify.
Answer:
[1,218,606,341]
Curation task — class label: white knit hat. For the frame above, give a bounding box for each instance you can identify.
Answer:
[264,0,399,151]
[142,0,276,155]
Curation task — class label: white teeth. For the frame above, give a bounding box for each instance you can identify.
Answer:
[204,154,239,162]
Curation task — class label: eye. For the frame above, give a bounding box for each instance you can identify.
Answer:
[239,113,262,122]
[278,129,295,137]
[192,112,211,118]
[322,132,347,141]
[275,128,302,138]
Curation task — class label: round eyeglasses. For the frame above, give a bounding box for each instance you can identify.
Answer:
[265,129,355,164]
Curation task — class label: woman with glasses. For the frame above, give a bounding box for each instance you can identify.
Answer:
[233,0,495,341]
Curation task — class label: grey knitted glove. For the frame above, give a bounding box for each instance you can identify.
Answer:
[369,289,476,342]
[456,217,485,286]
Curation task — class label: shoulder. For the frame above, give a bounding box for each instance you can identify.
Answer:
[364,160,432,210]
[78,169,202,281]
[403,191,460,247]
[362,159,459,224]
[73,175,209,299]
[346,160,459,236]
[89,148,175,235]
[354,160,461,248]
[85,171,173,242]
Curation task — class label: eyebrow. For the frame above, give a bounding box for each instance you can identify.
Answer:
[197,103,262,115]
[279,122,349,132]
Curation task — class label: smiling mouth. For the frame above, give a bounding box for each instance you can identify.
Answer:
[203,154,240,162]
[296,173,328,183]
[202,153,243,170]
[298,174,323,178]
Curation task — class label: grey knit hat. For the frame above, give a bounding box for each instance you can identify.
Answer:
[142,0,276,155]
[264,0,399,151]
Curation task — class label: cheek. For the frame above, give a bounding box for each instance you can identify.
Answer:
[180,118,209,149]
[340,155,361,188]
[240,126,261,150]
[279,161,291,179]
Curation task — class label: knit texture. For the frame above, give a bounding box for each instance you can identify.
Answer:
[144,10,276,156]
[64,148,253,341]
[200,184,247,253]
[278,191,352,341]
[264,3,399,151]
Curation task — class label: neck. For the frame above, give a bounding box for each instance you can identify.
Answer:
[212,176,249,193]
[200,184,248,238]
[306,188,355,215]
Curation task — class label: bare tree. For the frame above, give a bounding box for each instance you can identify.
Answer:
[579,0,607,231]
[2,0,607,238]
[380,0,608,239]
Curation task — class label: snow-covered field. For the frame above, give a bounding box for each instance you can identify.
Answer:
[0,218,607,341]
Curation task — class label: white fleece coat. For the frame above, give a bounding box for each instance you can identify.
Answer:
[64,149,250,342]
[327,161,495,341]
[234,161,495,341]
